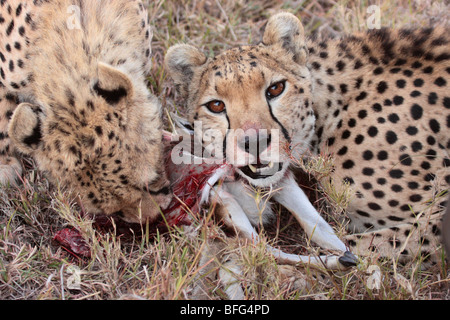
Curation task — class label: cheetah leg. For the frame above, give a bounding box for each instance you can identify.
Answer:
[345,213,442,264]
[0,90,22,186]
[213,184,356,270]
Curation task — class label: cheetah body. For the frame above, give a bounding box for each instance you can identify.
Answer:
[0,0,170,222]
[307,24,449,261]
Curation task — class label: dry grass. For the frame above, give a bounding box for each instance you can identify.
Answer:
[1,0,450,300]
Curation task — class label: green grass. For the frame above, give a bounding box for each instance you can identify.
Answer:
[1,0,449,300]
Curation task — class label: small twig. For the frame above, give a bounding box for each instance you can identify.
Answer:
[214,0,237,41]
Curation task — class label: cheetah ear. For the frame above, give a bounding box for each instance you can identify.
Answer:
[94,62,133,106]
[164,44,208,99]
[9,103,45,154]
[262,12,308,64]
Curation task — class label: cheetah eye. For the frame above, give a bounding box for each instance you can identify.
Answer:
[266,81,286,100]
[204,100,226,114]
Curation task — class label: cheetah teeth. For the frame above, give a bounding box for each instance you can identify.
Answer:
[248,162,274,173]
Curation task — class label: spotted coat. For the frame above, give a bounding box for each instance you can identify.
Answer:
[0,0,171,222]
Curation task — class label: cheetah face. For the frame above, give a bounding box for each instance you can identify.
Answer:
[165,14,315,187]
[9,63,171,223]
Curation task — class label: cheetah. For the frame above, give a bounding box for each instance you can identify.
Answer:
[165,11,450,269]
[0,0,171,222]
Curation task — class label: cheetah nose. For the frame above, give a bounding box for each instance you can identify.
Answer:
[238,131,272,157]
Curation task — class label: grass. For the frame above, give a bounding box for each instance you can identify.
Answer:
[1,0,450,300]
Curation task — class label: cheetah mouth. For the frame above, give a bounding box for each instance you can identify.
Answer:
[238,161,284,180]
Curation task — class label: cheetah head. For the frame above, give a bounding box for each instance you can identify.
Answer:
[8,63,171,223]
[165,13,314,187]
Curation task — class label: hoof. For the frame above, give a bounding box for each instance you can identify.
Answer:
[338,251,358,268]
